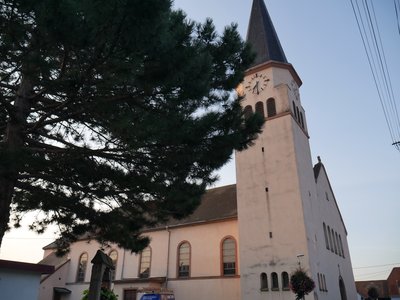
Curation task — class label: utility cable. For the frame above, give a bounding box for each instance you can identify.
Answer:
[350,0,400,151]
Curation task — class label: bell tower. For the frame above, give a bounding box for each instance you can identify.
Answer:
[236,0,317,299]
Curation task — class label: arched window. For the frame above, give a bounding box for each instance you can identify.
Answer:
[255,101,265,118]
[271,272,279,290]
[339,235,345,258]
[76,252,88,282]
[332,228,338,254]
[178,242,190,277]
[109,250,118,281]
[244,105,253,119]
[260,273,268,290]
[323,223,329,250]
[282,272,289,290]
[221,237,237,276]
[139,247,151,278]
[327,226,334,252]
[267,98,276,117]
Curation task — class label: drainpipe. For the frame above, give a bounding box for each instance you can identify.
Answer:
[121,249,126,280]
[165,226,171,289]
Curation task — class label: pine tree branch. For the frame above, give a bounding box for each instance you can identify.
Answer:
[0,82,17,90]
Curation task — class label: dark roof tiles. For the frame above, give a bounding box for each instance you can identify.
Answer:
[247,0,288,67]
[150,184,237,230]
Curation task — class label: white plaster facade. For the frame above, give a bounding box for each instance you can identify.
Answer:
[39,219,241,300]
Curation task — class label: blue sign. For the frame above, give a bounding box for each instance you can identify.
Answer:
[140,294,161,300]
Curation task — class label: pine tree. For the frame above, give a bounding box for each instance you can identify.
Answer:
[0,0,262,252]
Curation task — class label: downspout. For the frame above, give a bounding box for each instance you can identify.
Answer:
[121,249,126,280]
[165,226,171,289]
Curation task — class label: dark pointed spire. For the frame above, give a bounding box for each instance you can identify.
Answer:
[247,0,288,67]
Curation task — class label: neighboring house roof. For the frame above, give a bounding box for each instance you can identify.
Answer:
[38,252,70,284]
[0,259,54,274]
[388,267,400,279]
[38,252,69,268]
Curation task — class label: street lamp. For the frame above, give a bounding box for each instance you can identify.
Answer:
[296,254,304,267]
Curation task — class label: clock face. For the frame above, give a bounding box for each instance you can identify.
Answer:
[244,72,270,95]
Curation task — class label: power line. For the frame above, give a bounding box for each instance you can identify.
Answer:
[353,262,400,269]
[395,0,400,35]
[350,0,400,151]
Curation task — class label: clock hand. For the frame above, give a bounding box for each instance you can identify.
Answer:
[253,81,260,94]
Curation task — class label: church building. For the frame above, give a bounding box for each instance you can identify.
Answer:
[39,1,357,299]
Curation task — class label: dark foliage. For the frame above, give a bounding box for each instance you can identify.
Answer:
[367,287,379,300]
[290,268,315,300]
[0,0,262,253]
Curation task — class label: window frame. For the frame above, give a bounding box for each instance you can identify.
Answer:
[109,250,118,281]
[271,272,279,290]
[260,272,269,291]
[138,246,151,278]
[323,222,329,250]
[220,236,237,276]
[244,105,253,120]
[255,101,265,118]
[76,252,88,283]
[177,241,191,278]
[282,271,290,290]
[267,98,277,117]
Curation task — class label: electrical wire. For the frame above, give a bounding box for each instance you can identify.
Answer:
[395,0,400,35]
[349,0,400,151]
[353,262,400,269]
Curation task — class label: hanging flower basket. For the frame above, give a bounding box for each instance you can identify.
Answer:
[290,268,315,300]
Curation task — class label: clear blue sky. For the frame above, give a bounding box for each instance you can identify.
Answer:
[1,0,399,281]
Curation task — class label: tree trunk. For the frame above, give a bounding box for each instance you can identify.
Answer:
[0,77,33,247]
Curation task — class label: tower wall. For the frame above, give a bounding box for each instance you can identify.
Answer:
[236,65,317,300]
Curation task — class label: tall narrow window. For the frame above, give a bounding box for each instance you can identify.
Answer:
[244,105,253,119]
[323,223,329,250]
[267,98,276,117]
[335,232,341,256]
[178,242,190,277]
[327,226,334,252]
[318,273,322,291]
[139,247,151,278]
[109,250,118,281]
[299,112,304,128]
[76,252,88,282]
[339,235,345,258]
[323,274,328,291]
[282,272,289,290]
[271,272,279,290]
[260,273,268,290]
[222,237,237,276]
[292,101,298,120]
[255,101,265,118]
[332,228,338,254]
